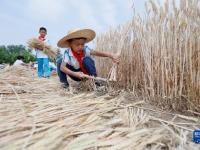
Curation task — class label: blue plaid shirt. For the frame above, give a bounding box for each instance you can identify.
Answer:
[63,46,94,69]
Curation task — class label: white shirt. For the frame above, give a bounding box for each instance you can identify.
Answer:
[63,46,93,69]
[36,50,48,58]
[13,60,24,66]
[36,39,50,58]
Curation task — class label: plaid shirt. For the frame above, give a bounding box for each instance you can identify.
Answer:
[63,46,94,69]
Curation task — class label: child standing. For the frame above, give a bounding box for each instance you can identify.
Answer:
[36,27,50,78]
[57,28,119,88]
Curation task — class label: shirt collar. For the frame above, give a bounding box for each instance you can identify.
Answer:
[67,48,74,57]
[67,47,86,57]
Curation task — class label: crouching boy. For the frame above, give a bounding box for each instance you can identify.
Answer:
[57,28,119,88]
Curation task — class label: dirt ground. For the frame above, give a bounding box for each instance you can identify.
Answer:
[0,66,200,150]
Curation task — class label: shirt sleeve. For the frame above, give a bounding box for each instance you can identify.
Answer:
[63,49,70,63]
[84,46,93,57]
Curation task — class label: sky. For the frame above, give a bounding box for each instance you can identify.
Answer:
[0,0,148,47]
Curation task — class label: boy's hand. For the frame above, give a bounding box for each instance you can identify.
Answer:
[110,54,120,64]
[76,72,90,80]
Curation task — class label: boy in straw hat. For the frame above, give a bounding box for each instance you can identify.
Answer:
[57,28,119,88]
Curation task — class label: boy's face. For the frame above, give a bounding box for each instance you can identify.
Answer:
[69,38,86,54]
[39,30,47,37]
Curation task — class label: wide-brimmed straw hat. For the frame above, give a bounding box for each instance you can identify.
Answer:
[57,28,96,48]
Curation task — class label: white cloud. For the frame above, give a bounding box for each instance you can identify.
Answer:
[95,0,117,27]
[0,0,135,45]
[24,0,131,33]
[26,0,65,21]
[66,0,103,32]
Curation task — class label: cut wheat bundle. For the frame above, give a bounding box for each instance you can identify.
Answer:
[27,38,57,59]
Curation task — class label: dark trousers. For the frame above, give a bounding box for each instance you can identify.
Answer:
[57,57,97,85]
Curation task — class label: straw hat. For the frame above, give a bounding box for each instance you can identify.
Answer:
[57,28,96,48]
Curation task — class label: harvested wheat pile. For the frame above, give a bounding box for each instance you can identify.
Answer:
[27,38,57,59]
[0,66,199,150]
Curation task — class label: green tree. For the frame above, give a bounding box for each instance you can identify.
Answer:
[0,45,36,64]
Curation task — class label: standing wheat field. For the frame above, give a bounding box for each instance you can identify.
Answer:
[95,0,200,112]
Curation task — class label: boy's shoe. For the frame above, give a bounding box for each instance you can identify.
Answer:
[62,83,69,89]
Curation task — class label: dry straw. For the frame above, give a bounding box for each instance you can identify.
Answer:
[27,38,57,59]
[0,66,199,149]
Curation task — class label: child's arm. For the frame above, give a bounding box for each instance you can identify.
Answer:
[91,50,120,63]
[60,62,89,79]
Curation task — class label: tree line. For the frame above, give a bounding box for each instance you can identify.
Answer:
[0,45,36,64]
